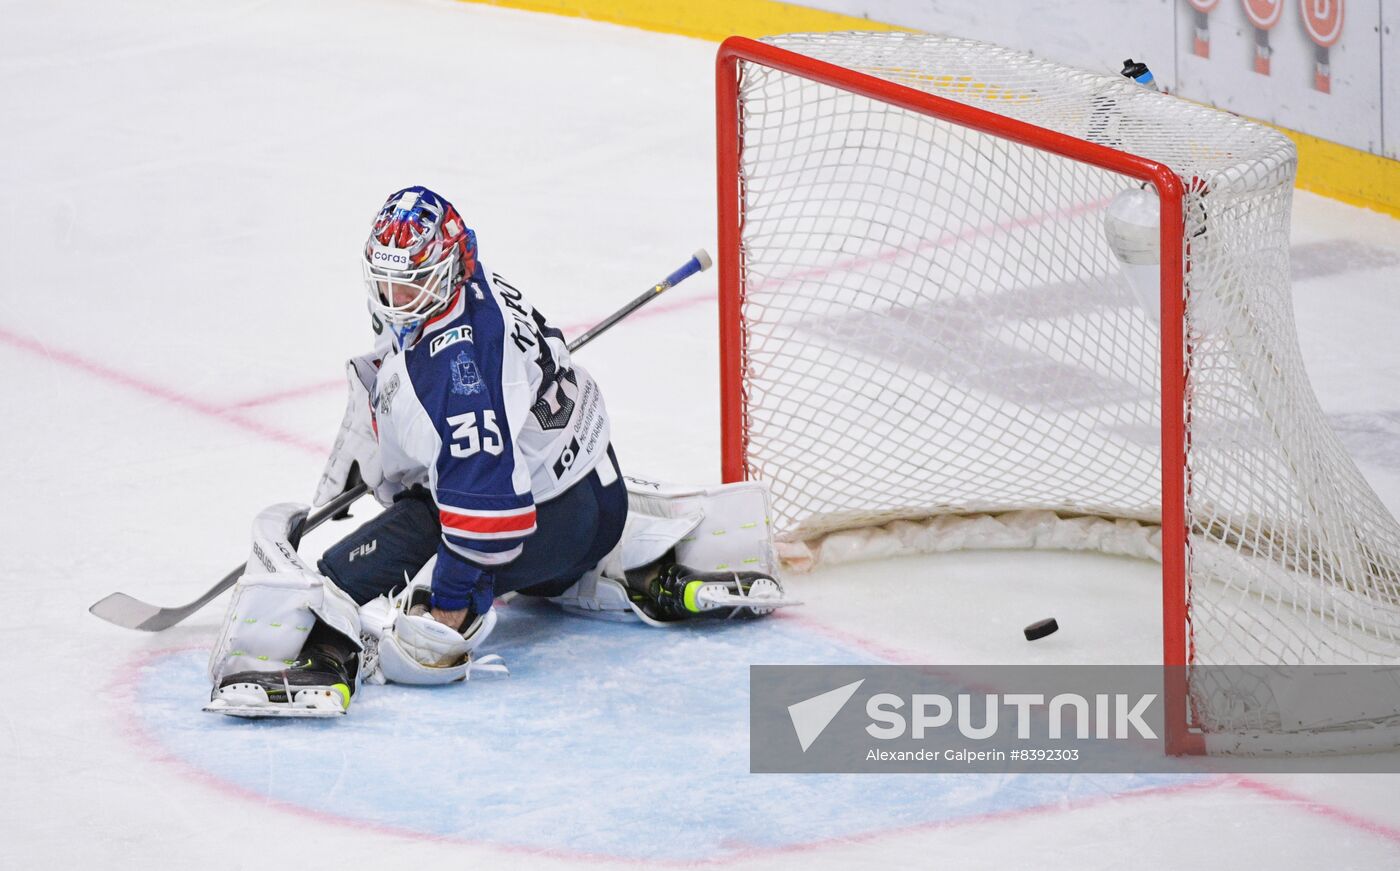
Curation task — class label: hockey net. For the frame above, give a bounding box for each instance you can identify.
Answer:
[716,32,1400,754]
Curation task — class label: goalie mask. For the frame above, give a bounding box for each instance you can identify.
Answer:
[363,186,478,344]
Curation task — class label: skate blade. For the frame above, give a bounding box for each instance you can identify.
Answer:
[696,578,802,615]
[697,591,803,609]
[203,699,345,719]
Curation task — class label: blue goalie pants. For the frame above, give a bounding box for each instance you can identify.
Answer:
[318,446,628,606]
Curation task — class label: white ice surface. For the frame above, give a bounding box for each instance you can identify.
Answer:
[4,1,1400,868]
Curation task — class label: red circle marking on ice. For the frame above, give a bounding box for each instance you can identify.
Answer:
[1242,0,1283,29]
[1300,0,1344,46]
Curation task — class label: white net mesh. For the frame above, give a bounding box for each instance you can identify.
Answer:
[728,32,1400,748]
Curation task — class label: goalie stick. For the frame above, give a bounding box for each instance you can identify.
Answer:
[87,249,714,631]
[566,249,711,352]
[87,483,367,632]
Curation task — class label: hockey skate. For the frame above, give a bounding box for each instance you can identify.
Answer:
[633,563,799,622]
[205,630,358,719]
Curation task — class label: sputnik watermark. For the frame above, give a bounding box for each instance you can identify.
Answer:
[864,692,1156,741]
[758,666,1167,773]
[786,684,1156,753]
[751,665,1400,773]
[786,679,864,751]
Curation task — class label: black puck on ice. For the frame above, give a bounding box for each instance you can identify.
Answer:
[1023,618,1059,640]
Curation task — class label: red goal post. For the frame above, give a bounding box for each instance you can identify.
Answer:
[715,35,1197,754]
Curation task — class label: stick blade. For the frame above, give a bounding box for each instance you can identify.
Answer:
[88,593,179,632]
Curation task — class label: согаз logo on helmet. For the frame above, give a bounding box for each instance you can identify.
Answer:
[371,248,411,269]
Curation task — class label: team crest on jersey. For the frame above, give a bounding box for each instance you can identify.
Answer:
[429,326,474,357]
[450,351,484,396]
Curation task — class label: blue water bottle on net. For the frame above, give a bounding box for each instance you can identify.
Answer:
[1120,59,1159,91]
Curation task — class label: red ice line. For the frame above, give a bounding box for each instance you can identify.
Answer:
[45,236,1391,857]
[751,195,1113,292]
[1227,775,1400,846]
[0,293,720,452]
[114,644,1400,867]
[1,184,1111,451]
[0,325,328,457]
[777,609,1400,848]
[226,377,344,409]
[3,189,1094,429]
[26,264,1398,857]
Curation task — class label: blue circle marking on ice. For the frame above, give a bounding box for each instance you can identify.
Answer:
[134,605,1194,862]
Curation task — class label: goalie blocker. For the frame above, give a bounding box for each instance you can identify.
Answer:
[205,477,795,717]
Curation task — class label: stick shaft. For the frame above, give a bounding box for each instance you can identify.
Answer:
[567,250,711,353]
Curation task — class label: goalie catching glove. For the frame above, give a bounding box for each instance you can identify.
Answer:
[359,567,505,686]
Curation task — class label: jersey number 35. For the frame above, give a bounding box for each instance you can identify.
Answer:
[447,410,504,459]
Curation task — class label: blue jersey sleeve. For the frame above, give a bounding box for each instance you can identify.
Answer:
[404,291,537,585]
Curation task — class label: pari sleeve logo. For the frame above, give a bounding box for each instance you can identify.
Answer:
[429,325,474,356]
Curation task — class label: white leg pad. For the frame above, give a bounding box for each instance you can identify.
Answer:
[546,478,779,622]
[622,477,779,575]
[207,568,363,686]
[207,502,363,688]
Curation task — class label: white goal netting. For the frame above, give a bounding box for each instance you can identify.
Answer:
[725,32,1400,750]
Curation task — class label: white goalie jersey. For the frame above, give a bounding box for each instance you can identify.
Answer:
[371,263,613,568]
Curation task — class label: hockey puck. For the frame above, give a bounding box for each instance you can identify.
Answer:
[1023,618,1059,640]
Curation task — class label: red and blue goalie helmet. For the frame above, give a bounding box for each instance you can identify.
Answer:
[363,186,478,334]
